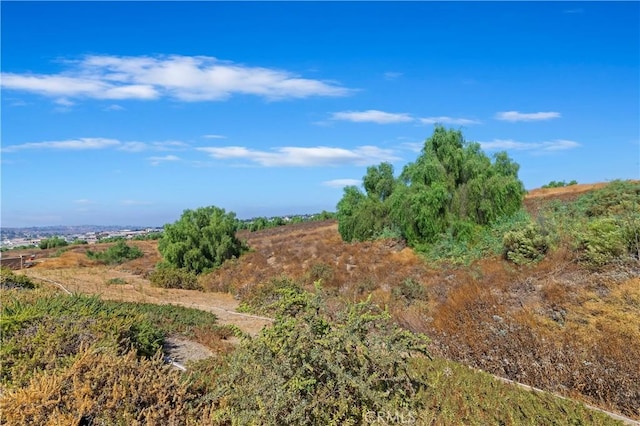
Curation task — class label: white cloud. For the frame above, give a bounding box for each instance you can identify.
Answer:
[104,104,125,111]
[118,142,148,152]
[148,154,181,166]
[495,111,561,122]
[1,54,351,103]
[419,116,481,125]
[331,110,413,124]
[322,178,361,188]
[480,139,580,152]
[197,145,399,167]
[121,141,188,152]
[120,200,152,206]
[55,98,75,107]
[383,72,403,80]
[2,137,120,152]
[73,199,95,205]
[3,137,189,154]
[202,134,227,139]
[400,142,423,153]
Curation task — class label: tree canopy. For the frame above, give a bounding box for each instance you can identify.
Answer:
[337,126,526,246]
[158,206,244,274]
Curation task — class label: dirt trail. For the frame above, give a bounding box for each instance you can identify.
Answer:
[24,268,272,336]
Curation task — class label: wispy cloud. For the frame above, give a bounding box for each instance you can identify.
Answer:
[148,154,181,166]
[120,199,152,206]
[330,110,413,124]
[480,139,580,152]
[104,104,125,111]
[322,178,361,188]
[2,137,120,152]
[3,137,188,153]
[1,54,352,103]
[383,71,403,81]
[564,8,584,14]
[197,145,399,167]
[120,141,188,153]
[419,116,481,125]
[399,142,423,153]
[495,111,561,122]
[73,199,95,205]
[202,134,227,139]
[54,98,74,107]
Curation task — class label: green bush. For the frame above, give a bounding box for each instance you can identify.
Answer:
[38,236,68,250]
[542,180,577,189]
[149,267,200,290]
[307,262,335,284]
[132,232,163,241]
[0,268,36,289]
[159,206,246,274]
[237,276,304,315]
[86,240,143,265]
[211,288,429,424]
[503,223,549,265]
[575,218,627,268]
[392,278,428,305]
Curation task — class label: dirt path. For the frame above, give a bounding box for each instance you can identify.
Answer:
[24,268,272,336]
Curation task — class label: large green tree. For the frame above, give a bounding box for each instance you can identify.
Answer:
[158,206,244,274]
[337,126,525,246]
[337,163,397,242]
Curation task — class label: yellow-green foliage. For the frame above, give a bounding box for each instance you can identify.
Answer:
[149,266,201,290]
[503,223,549,265]
[0,267,36,289]
[86,240,143,265]
[211,288,430,425]
[1,348,198,426]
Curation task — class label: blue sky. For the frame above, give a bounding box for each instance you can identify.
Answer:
[1,1,638,227]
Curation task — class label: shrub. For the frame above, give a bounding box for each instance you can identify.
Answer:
[237,276,304,315]
[86,241,143,265]
[0,348,197,426]
[210,289,429,424]
[0,268,36,289]
[575,218,627,268]
[541,180,577,189]
[159,206,246,274]
[132,232,163,241]
[503,223,549,265]
[307,262,335,283]
[38,236,68,250]
[392,278,428,305]
[148,267,200,290]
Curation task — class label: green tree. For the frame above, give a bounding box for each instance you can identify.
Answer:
[86,240,143,265]
[158,206,244,274]
[390,126,525,245]
[39,236,68,250]
[337,126,525,247]
[363,162,396,202]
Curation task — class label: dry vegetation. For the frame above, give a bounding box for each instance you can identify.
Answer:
[5,183,639,422]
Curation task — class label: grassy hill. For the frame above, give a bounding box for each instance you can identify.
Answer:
[2,180,638,424]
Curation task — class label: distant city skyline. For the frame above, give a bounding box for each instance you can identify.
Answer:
[2,2,638,227]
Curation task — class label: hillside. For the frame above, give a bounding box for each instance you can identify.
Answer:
[4,181,639,423]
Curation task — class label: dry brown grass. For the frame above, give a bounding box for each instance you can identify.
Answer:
[0,347,200,425]
[16,185,640,419]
